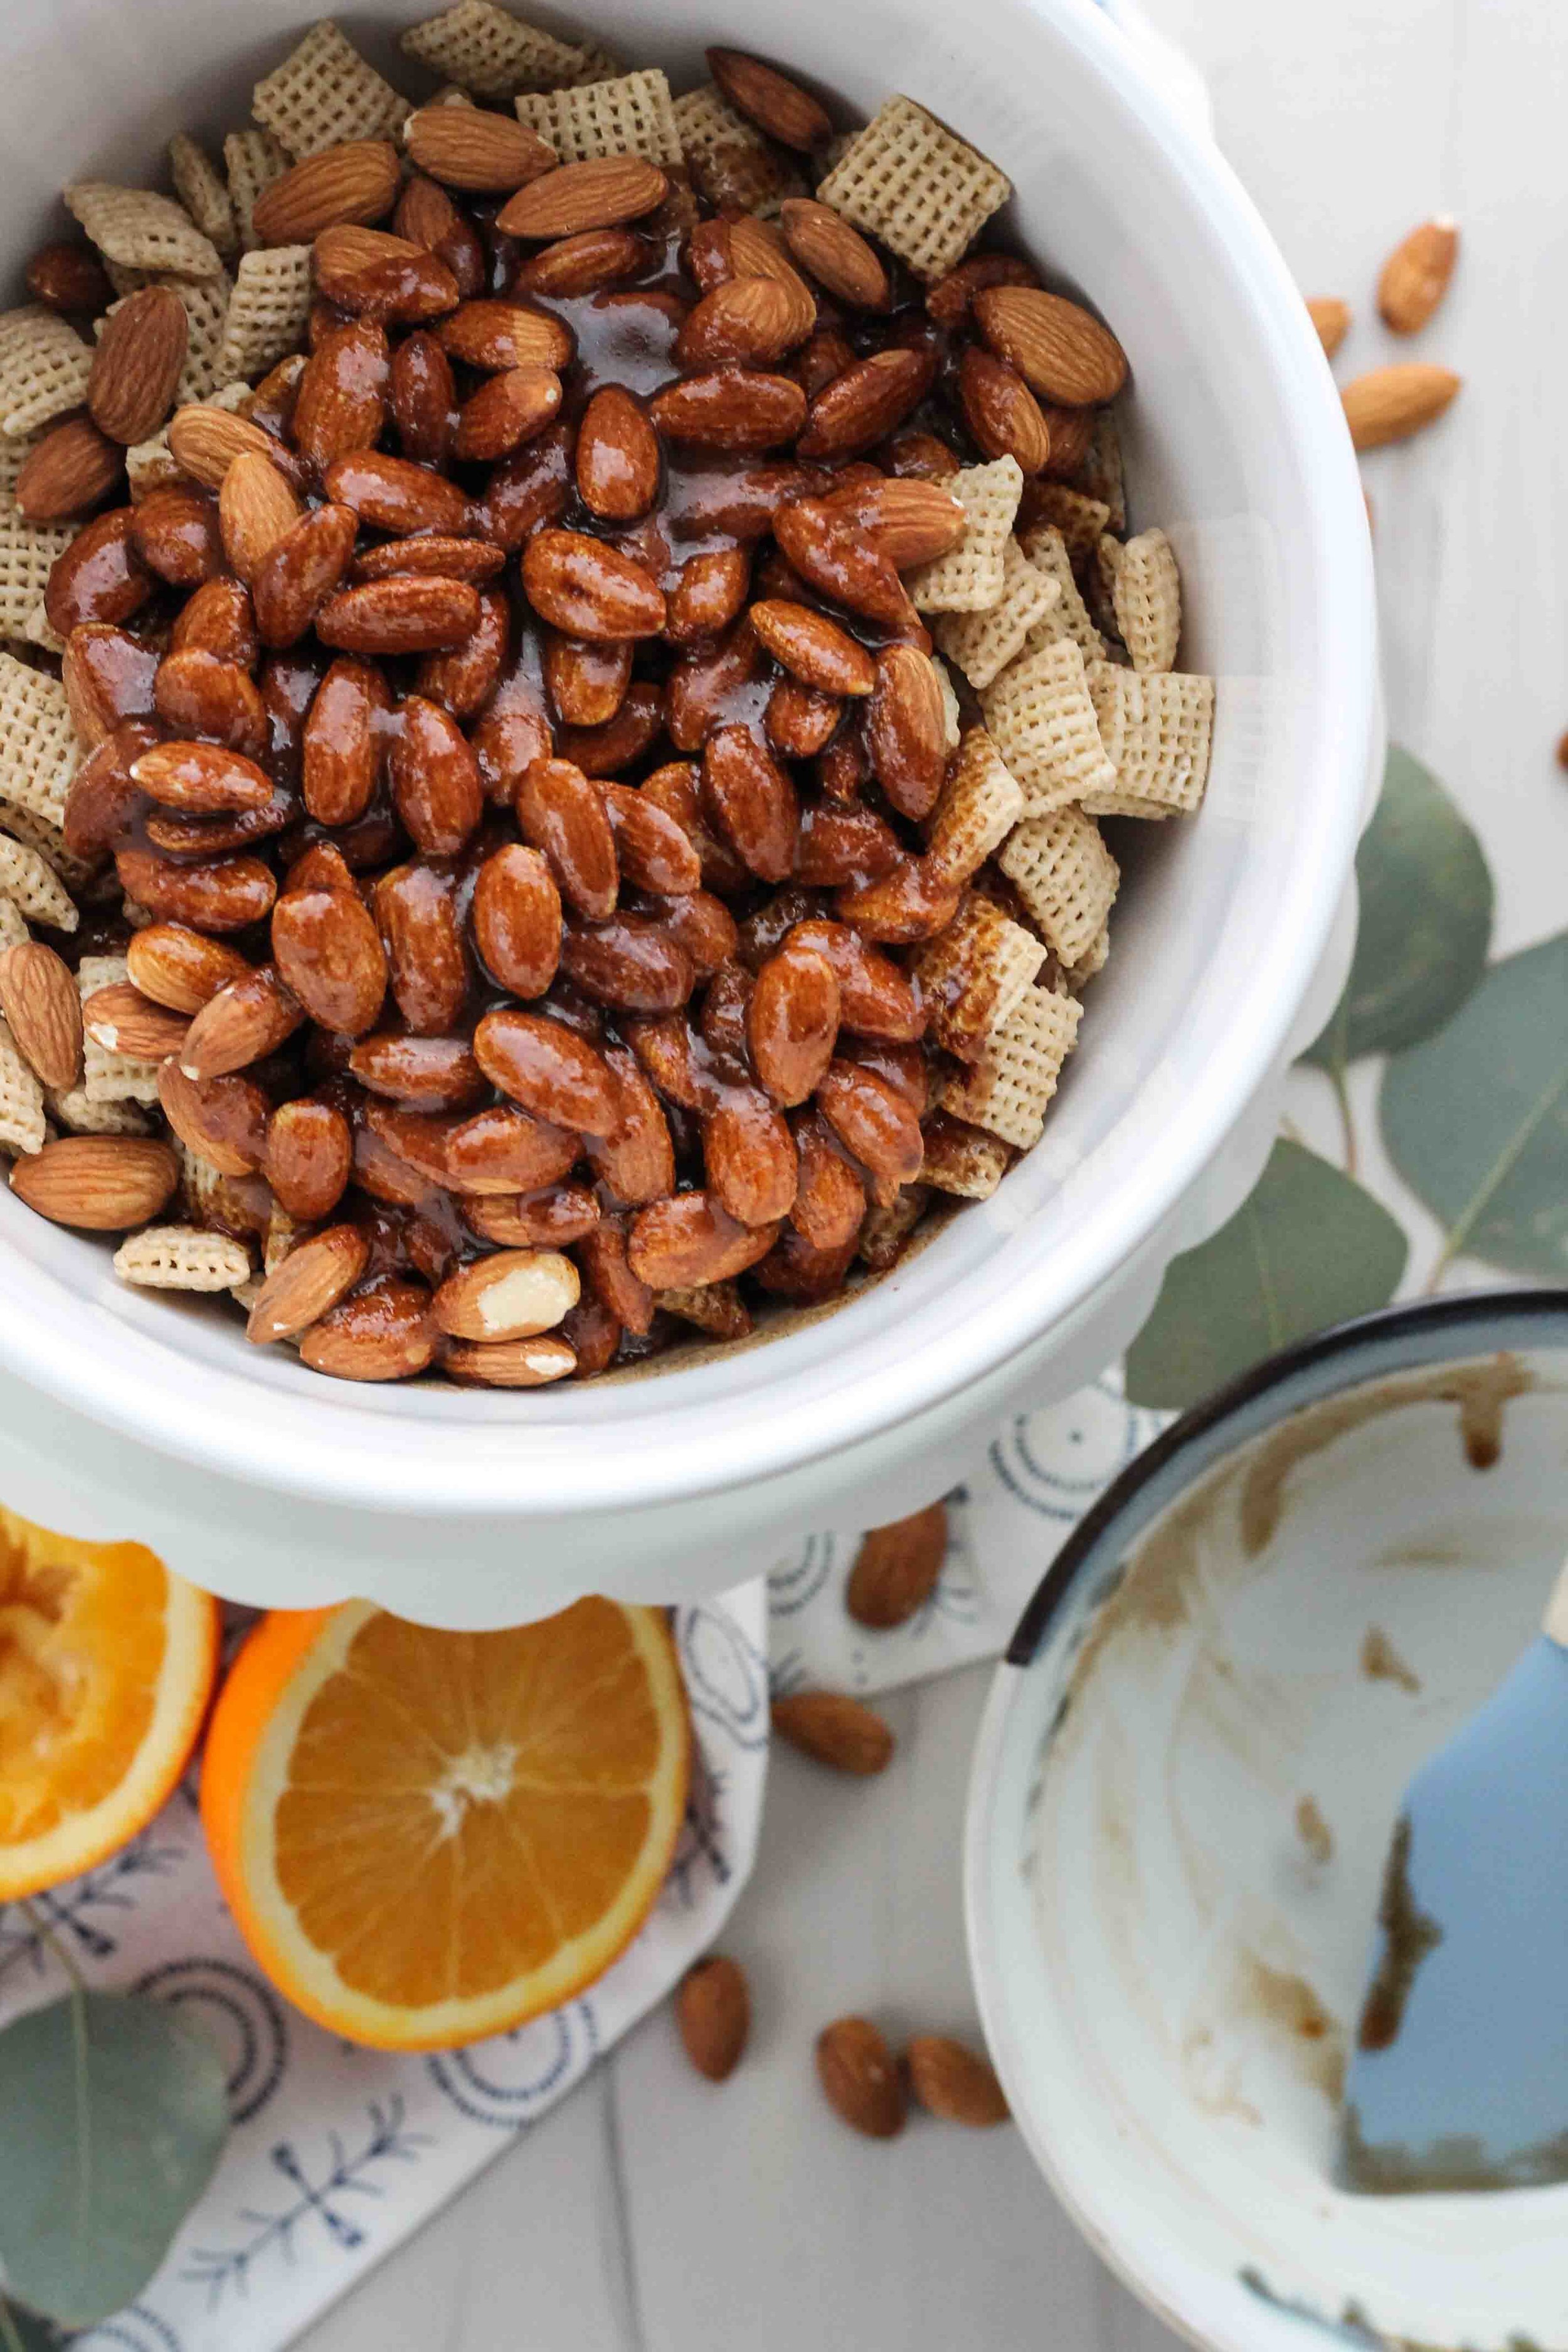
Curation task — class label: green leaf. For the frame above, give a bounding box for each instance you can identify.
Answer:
[0,1991,229,2328]
[1380,931,1568,1281]
[1124,1139,1409,1409]
[1301,745,1493,1068]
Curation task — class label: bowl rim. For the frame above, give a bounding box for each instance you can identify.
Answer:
[965,1286,1568,2352]
[0,0,1379,1517]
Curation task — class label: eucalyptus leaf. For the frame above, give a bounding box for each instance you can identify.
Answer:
[1124,1138,1409,1409]
[0,1991,229,2328]
[1302,745,1493,1069]
[1380,931,1568,1281]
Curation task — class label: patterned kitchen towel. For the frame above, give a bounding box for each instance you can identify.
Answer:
[0,1591,769,2352]
[768,1369,1169,1697]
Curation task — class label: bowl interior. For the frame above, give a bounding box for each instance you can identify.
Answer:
[0,0,1372,1513]
[970,1308,1568,2352]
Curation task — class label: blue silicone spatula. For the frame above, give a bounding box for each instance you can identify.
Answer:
[1338,1562,1568,2193]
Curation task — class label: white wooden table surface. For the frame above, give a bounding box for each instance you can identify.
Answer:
[302,2,1566,2343]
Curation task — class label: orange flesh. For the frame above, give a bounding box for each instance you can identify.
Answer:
[273,1601,670,2008]
[0,1510,169,1845]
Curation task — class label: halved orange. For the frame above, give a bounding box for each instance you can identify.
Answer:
[0,1504,220,1900]
[200,1597,691,2050]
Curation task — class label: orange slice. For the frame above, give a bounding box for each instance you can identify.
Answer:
[200,1597,691,2050]
[0,1505,220,1900]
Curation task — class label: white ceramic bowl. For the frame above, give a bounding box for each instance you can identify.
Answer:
[966,1293,1568,2352]
[0,0,1375,1619]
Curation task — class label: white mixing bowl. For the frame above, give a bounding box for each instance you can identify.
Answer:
[965,1293,1568,2352]
[0,0,1376,1621]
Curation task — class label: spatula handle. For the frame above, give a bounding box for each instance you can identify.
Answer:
[1544,1559,1568,1648]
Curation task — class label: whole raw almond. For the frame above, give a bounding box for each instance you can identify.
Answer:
[403,103,556,192]
[779,198,889,310]
[973,283,1128,405]
[650,367,806,453]
[82,980,189,1061]
[904,2034,1010,2126]
[218,450,302,583]
[496,156,669,240]
[1377,218,1458,334]
[1341,362,1461,450]
[433,1247,580,1340]
[167,404,295,492]
[676,1955,750,2083]
[315,574,482,655]
[706,47,832,151]
[88,286,188,445]
[0,940,83,1089]
[13,415,124,522]
[845,1502,948,1628]
[1306,296,1351,358]
[246,1222,370,1343]
[770,1688,894,1774]
[251,140,400,243]
[815,2016,906,2139]
[9,1136,178,1231]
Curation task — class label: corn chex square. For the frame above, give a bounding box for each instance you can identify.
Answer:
[0,832,77,931]
[1025,480,1109,560]
[672,85,803,217]
[1018,523,1103,660]
[913,890,1045,1062]
[1111,526,1181,673]
[0,652,80,830]
[934,536,1060,690]
[657,1281,751,1339]
[997,806,1118,967]
[0,506,74,642]
[907,457,1022,615]
[402,1,605,95]
[47,1084,150,1136]
[933,657,961,751]
[980,637,1116,814]
[167,276,233,405]
[0,797,98,894]
[169,134,238,260]
[217,246,314,381]
[0,898,28,955]
[516,69,682,166]
[127,378,251,498]
[114,1224,252,1291]
[0,1014,47,1156]
[923,728,1024,882]
[1065,924,1110,988]
[0,306,96,437]
[1080,410,1125,532]
[817,95,1010,282]
[80,953,159,1104]
[1085,665,1216,818]
[941,982,1083,1150]
[252,21,407,157]
[225,129,292,251]
[64,183,223,282]
[919,1113,1010,1199]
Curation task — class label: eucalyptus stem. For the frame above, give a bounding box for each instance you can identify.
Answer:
[0,2296,30,2352]
[18,1902,85,1996]
[1328,1059,1359,1178]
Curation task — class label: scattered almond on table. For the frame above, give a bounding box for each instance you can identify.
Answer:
[771,1687,896,1774]
[817,2015,906,2138]
[904,2033,1010,2126]
[844,1498,948,1627]
[676,1954,751,2082]
[1306,296,1350,358]
[1377,215,1459,333]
